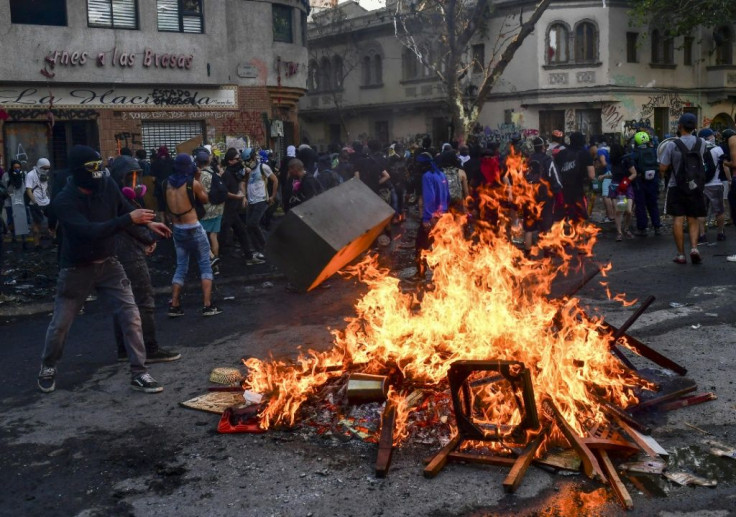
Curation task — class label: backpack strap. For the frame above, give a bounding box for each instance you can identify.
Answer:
[164,177,195,218]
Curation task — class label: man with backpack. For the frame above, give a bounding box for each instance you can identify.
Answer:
[196,150,228,272]
[659,113,707,264]
[696,128,726,243]
[245,150,279,258]
[165,154,221,317]
[629,131,663,237]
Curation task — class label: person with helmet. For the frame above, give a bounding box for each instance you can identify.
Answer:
[629,131,663,237]
[696,128,726,242]
[38,145,172,394]
[659,113,707,264]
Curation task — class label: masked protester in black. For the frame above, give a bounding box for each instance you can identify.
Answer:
[111,156,181,364]
[37,145,172,395]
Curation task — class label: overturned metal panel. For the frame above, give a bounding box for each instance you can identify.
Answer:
[265,179,394,291]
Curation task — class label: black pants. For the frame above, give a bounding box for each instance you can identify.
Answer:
[220,203,252,255]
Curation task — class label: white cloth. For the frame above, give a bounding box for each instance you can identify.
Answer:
[705,145,724,187]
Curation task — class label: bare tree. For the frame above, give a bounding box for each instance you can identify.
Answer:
[308,9,363,142]
[393,0,551,141]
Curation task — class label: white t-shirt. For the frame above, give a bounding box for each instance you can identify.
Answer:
[705,145,725,186]
[25,169,50,206]
[246,163,273,204]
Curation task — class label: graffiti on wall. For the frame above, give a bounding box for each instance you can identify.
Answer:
[1,108,99,120]
[640,93,690,133]
[565,109,576,133]
[602,103,625,132]
[114,132,142,147]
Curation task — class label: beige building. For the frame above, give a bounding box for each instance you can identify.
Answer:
[299,0,736,149]
[0,0,310,169]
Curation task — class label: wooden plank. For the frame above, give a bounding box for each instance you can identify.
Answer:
[375,403,396,478]
[614,296,656,338]
[630,385,697,412]
[598,450,634,510]
[595,397,652,434]
[614,417,661,458]
[423,434,463,478]
[545,400,606,482]
[503,425,550,493]
[601,322,687,375]
[447,452,516,467]
[660,392,717,411]
[583,437,641,455]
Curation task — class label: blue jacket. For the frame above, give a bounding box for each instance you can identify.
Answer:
[422,170,449,222]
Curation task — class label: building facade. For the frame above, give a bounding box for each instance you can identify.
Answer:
[0,0,309,169]
[299,0,736,149]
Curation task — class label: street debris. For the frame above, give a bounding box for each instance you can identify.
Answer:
[209,367,244,385]
[706,440,736,460]
[663,471,717,487]
[690,324,702,330]
[620,459,666,475]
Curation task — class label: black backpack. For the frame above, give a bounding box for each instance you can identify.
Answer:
[316,169,341,191]
[703,143,719,182]
[673,138,706,194]
[206,170,228,205]
[164,177,206,220]
[635,147,659,181]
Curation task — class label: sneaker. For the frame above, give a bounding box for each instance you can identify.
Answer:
[131,373,163,393]
[603,217,615,223]
[252,252,265,260]
[616,233,623,242]
[698,234,708,244]
[168,305,184,318]
[213,265,220,276]
[625,230,635,239]
[210,256,221,268]
[146,348,182,363]
[690,248,702,264]
[717,232,726,242]
[38,365,56,393]
[202,305,223,317]
[727,255,736,262]
[246,257,265,266]
[673,254,687,264]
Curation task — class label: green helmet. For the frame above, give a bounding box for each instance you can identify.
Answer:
[634,131,650,146]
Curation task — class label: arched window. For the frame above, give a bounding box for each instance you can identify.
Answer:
[402,49,418,80]
[574,21,598,63]
[308,59,318,92]
[715,25,733,65]
[332,56,344,89]
[319,57,332,91]
[373,55,383,85]
[362,55,372,86]
[547,23,569,64]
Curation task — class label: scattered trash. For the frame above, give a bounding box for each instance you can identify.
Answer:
[684,422,711,435]
[620,459,666,475]
[663,471,717,487]
[180,392,245,414]
[669,302,689,308]
[223,296,235,301]
[209,367,244,385]
[261,281,274,288]
[690,324,702,330]
[706,440,736,460]
[704,313,718,318]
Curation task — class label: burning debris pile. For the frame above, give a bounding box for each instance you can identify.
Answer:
[223,152,713,508]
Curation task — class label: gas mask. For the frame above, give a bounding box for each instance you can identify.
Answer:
[121,169,147,200]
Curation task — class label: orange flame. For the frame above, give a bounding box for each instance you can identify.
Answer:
[244,148,651,445]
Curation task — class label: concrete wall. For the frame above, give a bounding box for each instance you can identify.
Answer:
[0,0,308,90]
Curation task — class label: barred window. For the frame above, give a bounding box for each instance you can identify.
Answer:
[157,0,203,34]
[88,0,138,29]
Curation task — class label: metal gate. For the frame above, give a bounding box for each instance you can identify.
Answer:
[141,121,205,152]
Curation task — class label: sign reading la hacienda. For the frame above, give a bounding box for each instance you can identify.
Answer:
[0,86,237,109]
[41,47,194,78]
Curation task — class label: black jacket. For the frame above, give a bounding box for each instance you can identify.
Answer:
[52,176,136,267]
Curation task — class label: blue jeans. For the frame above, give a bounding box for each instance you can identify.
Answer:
[42,258,147,375]
[633,180,661,231]
[172,222,213,286]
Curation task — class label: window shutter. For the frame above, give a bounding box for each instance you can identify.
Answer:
[112,0,137,29]
[157,0,180,31]
[142,122,205,152]
[182,15,202,33]
[88,0,113,26]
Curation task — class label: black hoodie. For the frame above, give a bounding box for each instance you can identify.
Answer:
[52,176,135,267]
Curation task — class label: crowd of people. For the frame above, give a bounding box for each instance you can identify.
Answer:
[1,114,735,395]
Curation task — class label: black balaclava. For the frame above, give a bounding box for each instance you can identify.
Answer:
[69,145,103,191]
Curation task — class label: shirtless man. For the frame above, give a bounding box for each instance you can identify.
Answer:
[165,153,222,317]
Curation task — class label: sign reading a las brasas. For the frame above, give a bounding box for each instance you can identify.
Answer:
[40,47,194,78]
[0,86,237,109]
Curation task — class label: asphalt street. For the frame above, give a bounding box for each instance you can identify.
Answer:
[1,218,736,517]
